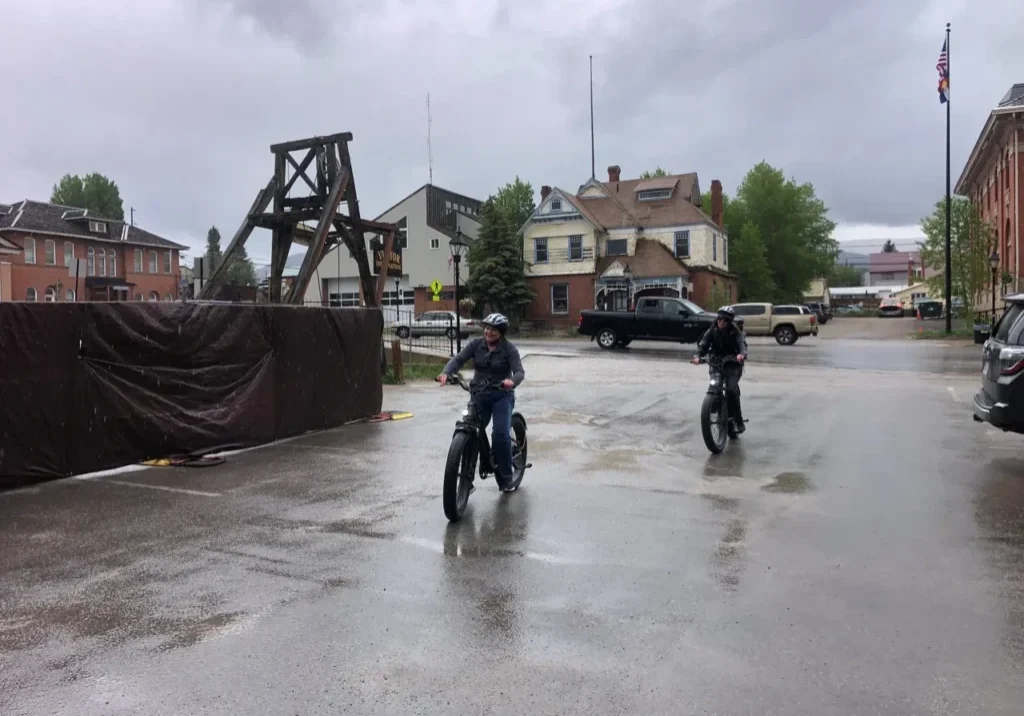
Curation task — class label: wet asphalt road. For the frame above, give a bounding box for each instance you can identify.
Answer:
[2,343,1023,715]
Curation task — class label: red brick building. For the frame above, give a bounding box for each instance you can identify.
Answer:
[956,83,1024,293]
[0,200,186,302]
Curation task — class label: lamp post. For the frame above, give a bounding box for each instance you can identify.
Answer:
[449,229,470,354]
[990,249,1000,328]
[623,263,633,310]
[394,277,401,323]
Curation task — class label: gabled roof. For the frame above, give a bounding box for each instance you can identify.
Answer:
[595,238,689,279]
[0,199,188,250]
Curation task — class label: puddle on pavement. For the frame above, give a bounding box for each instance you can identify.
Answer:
[762,471,812,494]
[155,611,245,652]
[701,493,740,512]
[710,517,748,592]
[586,447,642,471]
[531,410,593,425]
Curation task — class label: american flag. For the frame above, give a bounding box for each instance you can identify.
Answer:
[936,38,949,104]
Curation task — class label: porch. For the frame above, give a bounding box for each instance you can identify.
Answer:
[594,276,688,311]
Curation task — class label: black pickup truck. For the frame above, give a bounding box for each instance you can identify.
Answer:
[578,296,736,349]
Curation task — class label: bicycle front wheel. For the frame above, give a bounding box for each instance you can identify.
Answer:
[443,431,478,522]
[508,414,528,490]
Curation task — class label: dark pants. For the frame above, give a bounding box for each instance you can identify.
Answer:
[475,390,515,483]
[722,365,744,423]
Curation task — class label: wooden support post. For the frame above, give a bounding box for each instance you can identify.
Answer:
[285,165,350,303]
[374,229,395,306]
[390,339,404,384]
[200,176,277,299]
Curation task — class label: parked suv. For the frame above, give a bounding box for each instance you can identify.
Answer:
[804,302,831,324]
[973,293,1024,433]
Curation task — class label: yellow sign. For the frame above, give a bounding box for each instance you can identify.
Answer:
[430,279,443,295]
[432,295,440,302]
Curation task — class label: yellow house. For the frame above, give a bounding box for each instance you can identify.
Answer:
[891,282,932,308]
[519,165,736,325]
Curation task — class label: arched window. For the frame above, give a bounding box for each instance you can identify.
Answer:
[25,287,37,302]
[66,288,76,302]
[149,291,159,301]
[87,247,95,276]
[98,248,107,277]
[164,294,173,301]
[23,237,36,264]
[44,286,56,302]
[135,294,144,301]
[109,251,117,276]
[64,241,74,267]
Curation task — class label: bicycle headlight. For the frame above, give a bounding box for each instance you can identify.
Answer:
[462,409,470,416]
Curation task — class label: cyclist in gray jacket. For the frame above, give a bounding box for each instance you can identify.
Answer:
[439,313,524,491]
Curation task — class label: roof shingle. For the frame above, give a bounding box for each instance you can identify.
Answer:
[595,238,689,279]
[0,200,188,250]
[574,172,719,232]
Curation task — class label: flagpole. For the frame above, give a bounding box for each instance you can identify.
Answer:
[944,22,952,334]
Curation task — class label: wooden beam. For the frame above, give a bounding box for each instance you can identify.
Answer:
[337,140,362,225]
[284,150,318,195]
[269,151,288,302]
[199,176,277,299]
[270,132,353,154]
[334,220,378,308]
[374,229,396,305]
[285,166,351,304]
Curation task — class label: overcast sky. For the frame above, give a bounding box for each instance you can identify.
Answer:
[3,0,1022,264]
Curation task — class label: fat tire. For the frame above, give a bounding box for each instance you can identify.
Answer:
[597,327,618,349]
[443,431,476,522]
[701,393,728,454]
[774,325,796,345]
[509,414,528,490]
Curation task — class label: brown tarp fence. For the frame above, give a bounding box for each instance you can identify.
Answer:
[0,302,383,488]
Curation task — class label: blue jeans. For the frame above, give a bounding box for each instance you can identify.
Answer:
[475,390,514,483]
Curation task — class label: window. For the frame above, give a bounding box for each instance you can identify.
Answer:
[880,272,895,281]
[733,304,766,316]
[673,231,690,258]
[24,237,35,263]
[149,251,157,273]
[724,236,728,267]
[569,235,583,261]
[164,294,173,301]
[87,247,95,276]
[638,298,662,314]
[637,188,672,201]
[713,234,718,262]
[64,241,74,267]
[534,238,548,263]
[25,287,37,301]
[109,251,117,276]
[98,249,107,277]
[88,220,107,234]
[135,294,144,301]
[606,238,627,256]
[994,303,1024,342]
[45,239,56,265]
[164,250,172,274]
[773,306,800,315]
[44,286,56,302]
[149,291,159,301]
[65,289,75,302]
[429,237,440,250]
[134,249,143,272]
[551,284,569,314]
[551,198,562,212]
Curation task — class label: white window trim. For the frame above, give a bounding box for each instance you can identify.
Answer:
[98,248,107,277]
[429,236,440,250]
[134,248,143,273]
[87,247,95,276]
[550,283,569,315]
[149,250,157,273]
[673,230,690,259]
[568,235,584,261]
[64,241,74,267]
[109,251,117,276]
[164,250,172,274]
[66,288,76,302]
[149,291,160,301]
[44,286,57,302]
[45,239,56,265]
[26,287,37,302]
[24,237,36,264]
[534,238,549,263]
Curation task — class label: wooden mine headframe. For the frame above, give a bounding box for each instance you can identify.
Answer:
[198,132,398,306]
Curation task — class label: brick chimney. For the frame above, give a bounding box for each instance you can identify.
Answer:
[608,165,621,183]
[710,179,723,229]
[540,185,551,201]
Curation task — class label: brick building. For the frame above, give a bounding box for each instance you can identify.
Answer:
[956,83,1024,293]
[519,166,737,327]
[0,200,187,302]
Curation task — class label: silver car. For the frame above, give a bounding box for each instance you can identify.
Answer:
[395,311,482,340]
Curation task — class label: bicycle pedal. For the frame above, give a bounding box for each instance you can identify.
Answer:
[525,463,533,469]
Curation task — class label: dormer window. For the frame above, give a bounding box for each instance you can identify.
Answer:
[88,220,107,234]
[637,188,672,201]
[550,198,562,212]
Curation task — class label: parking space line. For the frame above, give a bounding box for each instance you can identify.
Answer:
[97,479,222,497]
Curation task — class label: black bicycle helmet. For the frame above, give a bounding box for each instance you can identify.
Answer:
[716,306,736,323]
[482,312,510,335]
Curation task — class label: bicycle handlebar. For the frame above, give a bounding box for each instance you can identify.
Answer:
[698,355,742,365]
[437,372,510,393]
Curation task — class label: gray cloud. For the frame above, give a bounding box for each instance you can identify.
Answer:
[1,0,1021,263]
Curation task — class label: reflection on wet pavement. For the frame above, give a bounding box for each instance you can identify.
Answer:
[1,346,1022,714]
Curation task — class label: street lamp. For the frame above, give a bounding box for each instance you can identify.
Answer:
[623,263,633,310]
[990,249,1000,327]
[449,229,470,353]
[394,277,401,323]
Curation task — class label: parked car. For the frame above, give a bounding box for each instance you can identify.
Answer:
[729,303,817,345]
[877,297,905,318]
[395,311,482,340]
[915,299,944,319]
[972,293,1024,433]
[577,296,728,349]
[804,302,831,324]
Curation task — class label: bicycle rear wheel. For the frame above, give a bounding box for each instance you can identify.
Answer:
[443,431,478,522]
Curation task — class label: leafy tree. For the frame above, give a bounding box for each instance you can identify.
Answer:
[640,167,670,179]
[466,198,535,322]
[703,162,837,303]
[827,263,865,287]
[205,226,223,274]
[882,239,897,253]
[51,173,125,220]
[705,283,730,312]
[227,245,258,287]
[919,196,996,320]
[492,176,536,230]
[729,222,775,300]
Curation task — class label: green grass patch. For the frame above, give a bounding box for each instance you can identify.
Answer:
[909,328,975,340]
[384,359,473,384]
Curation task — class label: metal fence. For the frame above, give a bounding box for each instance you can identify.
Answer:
[382,307,481,359]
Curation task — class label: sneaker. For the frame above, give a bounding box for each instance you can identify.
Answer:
[497,477,517,493]
[734,420,746,435]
